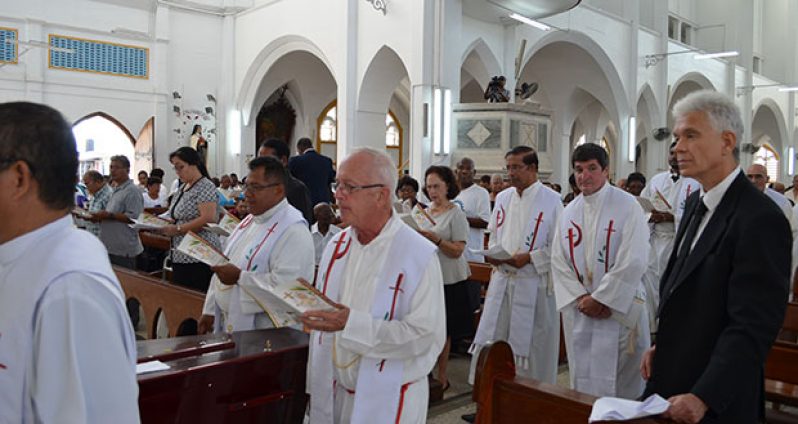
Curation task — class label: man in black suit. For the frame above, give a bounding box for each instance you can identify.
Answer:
[641,90,790,423]
[258,138,314,225]
[288,137,335,205]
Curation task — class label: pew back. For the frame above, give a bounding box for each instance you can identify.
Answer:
[474,341,671,424]
[115,266,205,338]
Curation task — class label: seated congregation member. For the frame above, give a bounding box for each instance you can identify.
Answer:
[642,91,790,423]
[0,102,139,422]
[469,146,562,386]
[258,138,314,224]
[231,197,249,219]
[418,165,470,391]
[551,143,650,399]
[137,169,148,192]
[142,176,167,210]
[160,147,220,291]
[92,155,144,269]
[80,169,112,238]
[199,156,314,334]
[311,203,341,266]
[301,148,445,424]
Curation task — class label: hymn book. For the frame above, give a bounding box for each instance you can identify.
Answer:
[205,211,241,237]
[176,231,229,267]
[474,244,513,261]
[130,213,173,230]
[270,278,337,315]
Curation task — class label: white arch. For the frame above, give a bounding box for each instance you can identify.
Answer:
[460,37,503,91]
[636,83,661,137]
[356,45,411,149]
[752,98,788,154]
[522,30,631,120]
[238,35,337,126]
[668,72,716,107]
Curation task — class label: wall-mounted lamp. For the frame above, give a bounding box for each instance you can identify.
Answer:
[432,87,452,155]
[789,147,795,176]
[627,116,636,163]
[508,13,551,31]
[736,83,798,97]
[644,49,738,68]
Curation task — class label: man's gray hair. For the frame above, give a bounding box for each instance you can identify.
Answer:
[348,147,397,197]
[110,154,131,170]
[672,90,744,143]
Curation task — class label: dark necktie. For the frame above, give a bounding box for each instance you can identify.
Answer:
[663,198,708,297]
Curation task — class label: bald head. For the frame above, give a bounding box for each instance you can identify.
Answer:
[746,163,768,191]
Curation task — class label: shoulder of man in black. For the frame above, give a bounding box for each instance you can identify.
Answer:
[285,175,314,224]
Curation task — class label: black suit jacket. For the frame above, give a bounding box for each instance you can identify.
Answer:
[285,175,314,225]
[288,150,335,205]
[645,172,790,423]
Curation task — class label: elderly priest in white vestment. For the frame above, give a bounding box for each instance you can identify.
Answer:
[468,146,562,385]
[199,156,314,334]
[301,148,445,424]
[551,142,651,399]
[0,102,139,423]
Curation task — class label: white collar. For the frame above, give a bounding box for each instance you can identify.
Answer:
[350,213,400,248]
[252,198,288,224]
[583,181,611,206]
[0,215,71,266]
[513,180,541,200]
[700,166,741,213]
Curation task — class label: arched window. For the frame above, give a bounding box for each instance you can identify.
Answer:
[754,144,779,179]
[574,134,611,155]
[72,113,136,178]
[316,100,403,169]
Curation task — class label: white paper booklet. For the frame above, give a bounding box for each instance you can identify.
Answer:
[588,394,669,423]
[71,207,93,220]
[136,360,171,375]
[474,244,513,261]
[269,278,337,314]
[130,212,173,230]
[636,196,657,213]
[176,231,229,266]
[206,211,241,237]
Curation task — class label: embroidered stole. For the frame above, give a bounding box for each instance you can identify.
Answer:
[558,187,645,396]
[309,225,434,424]
[471,187,556,369]
[217,205,305,332]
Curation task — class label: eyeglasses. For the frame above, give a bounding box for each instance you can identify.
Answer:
[505,164,528,172]
[335,181,385,195]
[243,182,280,192]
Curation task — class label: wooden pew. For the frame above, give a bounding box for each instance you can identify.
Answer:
[115,266,205,338]
[137,328,308,423]
[765,302,798,419]
[474,341,672,424]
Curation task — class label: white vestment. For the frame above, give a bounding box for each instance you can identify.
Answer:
[308,214,445,424]
[468,182,562,385]
[640,173,700,331]
[0,216,139,423]
[552,183,650,399]
[202,199,314,331]
[764,188,797,282]
[454,183,492,262]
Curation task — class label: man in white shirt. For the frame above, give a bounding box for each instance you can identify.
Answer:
[0,102,139,423]
[786,175,798,205]
[454,157,491,262]
[301,148,445,424]
[551,143,651,400]
[198,156,314,334]
[640,142,700,333]
[311,203,342,266]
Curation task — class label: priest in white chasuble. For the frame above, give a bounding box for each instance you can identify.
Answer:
[0,102,139,423]
[551,143,651,399]
[640,141,700,332]
[468,146,562,385]
[199,156,314,334]
[301,148,445,424]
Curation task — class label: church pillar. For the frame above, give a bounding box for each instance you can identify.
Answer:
[218,14,240,178]
[335,0,358,163]
[553,113,573,190]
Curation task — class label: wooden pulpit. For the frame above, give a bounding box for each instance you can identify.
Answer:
[137,328,309,423]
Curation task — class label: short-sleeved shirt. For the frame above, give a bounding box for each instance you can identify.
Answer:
[85,184,112,237]
[100,179,144,257]
[429,205,470,284]
[168,177,221,263]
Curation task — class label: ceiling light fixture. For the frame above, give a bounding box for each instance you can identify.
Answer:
[509,13,551,31]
